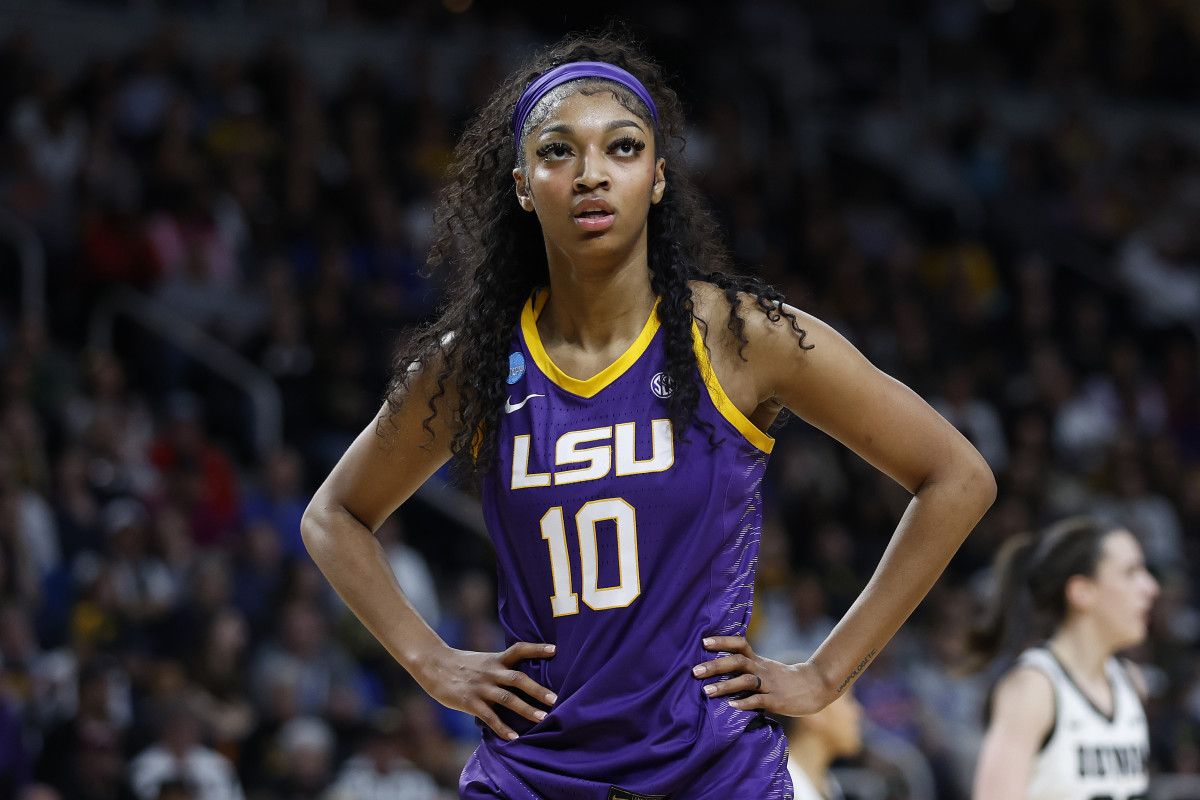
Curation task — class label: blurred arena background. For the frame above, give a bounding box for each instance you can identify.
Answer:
[0,0,1199,798]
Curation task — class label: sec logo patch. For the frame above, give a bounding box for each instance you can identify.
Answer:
[650,371,674,399]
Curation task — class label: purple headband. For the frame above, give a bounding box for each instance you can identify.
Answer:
[511,61,659,153]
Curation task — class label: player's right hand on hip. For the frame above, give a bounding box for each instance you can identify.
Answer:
[416,642,558,741]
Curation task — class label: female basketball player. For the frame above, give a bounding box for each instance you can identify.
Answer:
[969,518,1159,800]
[301,32,996,799]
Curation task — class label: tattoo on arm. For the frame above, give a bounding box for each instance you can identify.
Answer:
[838,649,876,693]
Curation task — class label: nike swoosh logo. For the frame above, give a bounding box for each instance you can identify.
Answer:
[504,393,545,414]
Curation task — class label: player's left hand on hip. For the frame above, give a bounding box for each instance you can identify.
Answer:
[692,635,827,716]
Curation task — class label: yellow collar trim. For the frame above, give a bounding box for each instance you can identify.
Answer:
[521,290,662,398]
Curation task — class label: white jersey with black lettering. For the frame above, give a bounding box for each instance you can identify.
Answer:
[1017,647,1149,800]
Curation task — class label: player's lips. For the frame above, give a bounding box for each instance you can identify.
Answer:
[573,199,615,232]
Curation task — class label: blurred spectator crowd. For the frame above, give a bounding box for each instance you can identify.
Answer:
[0,1,1199,799]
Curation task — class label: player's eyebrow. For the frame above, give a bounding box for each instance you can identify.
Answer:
[538,120,645,136]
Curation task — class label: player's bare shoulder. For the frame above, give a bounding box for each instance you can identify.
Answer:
[998,664,1056,701]
[687,279,812,418]
[990,664,1057,734]
[688,280,808,354]
[687,280,733,343]
[378,339,463,450]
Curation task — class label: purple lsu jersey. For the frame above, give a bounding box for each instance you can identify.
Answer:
[467,290,791,800]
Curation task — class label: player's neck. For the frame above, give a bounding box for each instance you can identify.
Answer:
[1047,626,1110,684]
[539,261,656,354]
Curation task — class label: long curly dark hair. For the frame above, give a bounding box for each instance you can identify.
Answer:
[385,30,810,491]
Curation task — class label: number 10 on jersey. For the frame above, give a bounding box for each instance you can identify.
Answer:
[540,498,641,616]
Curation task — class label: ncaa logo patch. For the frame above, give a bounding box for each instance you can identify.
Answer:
[507,352,526,385]
[650,371,674,399]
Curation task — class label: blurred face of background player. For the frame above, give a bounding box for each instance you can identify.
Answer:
[1065,529,1159,652]
[513,88,666,274]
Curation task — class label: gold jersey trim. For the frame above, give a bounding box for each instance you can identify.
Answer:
[691,321,774,454]
[519,289,773,453]
[521,290,662,398]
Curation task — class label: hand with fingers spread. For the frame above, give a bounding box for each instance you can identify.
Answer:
[692,636,832,717]
[415,641,558,742]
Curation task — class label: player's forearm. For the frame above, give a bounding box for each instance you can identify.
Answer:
[301,501,448,671]
[808,452,995,699]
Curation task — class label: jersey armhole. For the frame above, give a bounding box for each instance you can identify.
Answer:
[985,663,1057,753]
[1039,686,1058,753]
[690,320,774,453]
[1022,663,1059,753]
